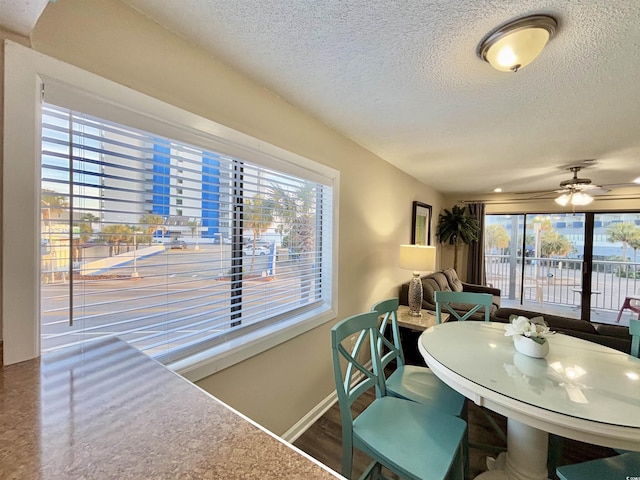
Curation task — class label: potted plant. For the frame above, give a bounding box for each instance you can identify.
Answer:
[436,205,480,271]
[504,315,555,358]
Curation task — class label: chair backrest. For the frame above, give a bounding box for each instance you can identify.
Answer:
[630,318,640,358]
[435,290,492,323]
[331,311,388,431]
[370,298,405,371]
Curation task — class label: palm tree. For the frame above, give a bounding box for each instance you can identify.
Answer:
[140,214,164,245]
[627,230,640,268]
[436,205,480,271]
[540,230,574,257]
[485,224,510,254]
[243,195,274,274]
[41,190,67,219]
[102,224,134,255]
[82,213,100,223]
[606,222,639,270]
[187,220,199,238]
[485,224,510,277]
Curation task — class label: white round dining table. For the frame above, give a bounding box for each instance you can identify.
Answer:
[418,321,640,480]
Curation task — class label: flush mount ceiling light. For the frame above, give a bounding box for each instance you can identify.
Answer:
[478,15,557,72]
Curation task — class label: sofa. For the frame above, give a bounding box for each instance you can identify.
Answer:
[398,269,633,363]
[399,268,501,321]
[492,307,632,354]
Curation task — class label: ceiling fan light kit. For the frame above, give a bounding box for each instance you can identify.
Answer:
[478,15,557,72]
[554,191,594,207]
[554,166,599,206]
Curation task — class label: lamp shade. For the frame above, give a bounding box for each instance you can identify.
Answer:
[399,245,436,272]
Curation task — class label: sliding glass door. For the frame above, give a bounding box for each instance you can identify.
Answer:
[486,214,586,319]
[486,211,640,322]
[590,213,640,317]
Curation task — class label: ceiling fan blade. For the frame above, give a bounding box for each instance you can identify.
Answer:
[601,182,640,189]
[572,184,610,193]
[511,190,558,200]
[586,187,611,195]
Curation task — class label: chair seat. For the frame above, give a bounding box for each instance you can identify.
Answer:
[556,452,640,480]
[386,365,466,417]
[354,396,467,480]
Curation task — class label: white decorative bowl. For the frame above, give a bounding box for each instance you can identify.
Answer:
[513,334,549,359]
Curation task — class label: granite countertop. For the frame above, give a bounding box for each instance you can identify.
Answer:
[0,338,342,479]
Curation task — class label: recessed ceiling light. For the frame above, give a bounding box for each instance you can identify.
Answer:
[634,177,640,184]
[493,188,503,193]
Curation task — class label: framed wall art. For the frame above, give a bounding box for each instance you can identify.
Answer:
[411,201,432,245]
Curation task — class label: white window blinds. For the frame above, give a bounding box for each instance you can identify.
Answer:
[40,102,334,364]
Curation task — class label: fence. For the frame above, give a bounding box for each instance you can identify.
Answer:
[485,254,640,312]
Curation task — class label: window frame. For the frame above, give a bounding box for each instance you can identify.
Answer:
[3,41,339,375]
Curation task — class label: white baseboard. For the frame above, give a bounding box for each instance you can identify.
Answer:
[281,363,371,443]
[281,388,338,443]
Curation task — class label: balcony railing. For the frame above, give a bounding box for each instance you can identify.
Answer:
[485,254,640,314]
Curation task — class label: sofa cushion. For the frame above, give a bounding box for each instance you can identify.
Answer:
[421,273,452,306]
[492,307,632,354]
[492,307,597,334]
[442,268,464,292]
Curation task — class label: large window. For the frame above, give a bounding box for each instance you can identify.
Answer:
[3,42,338,370]
[40,103,334,365]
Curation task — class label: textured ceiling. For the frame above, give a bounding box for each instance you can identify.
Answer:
[6,1,640,198]
[0,0,48,36]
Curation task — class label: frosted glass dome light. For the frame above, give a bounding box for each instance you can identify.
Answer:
[478,15,557,73]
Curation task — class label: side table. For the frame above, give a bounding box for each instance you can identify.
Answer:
[397,304,450,331]
[396,305,450,366]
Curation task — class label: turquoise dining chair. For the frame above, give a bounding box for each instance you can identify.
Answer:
[433,291,507,452]
[371,298,466,416]
[331,311,467,480]
[371,298,469,478]
[434,291,492,323]
[555,318,640,480]
[556,450,640,480]
[631,317,640,357]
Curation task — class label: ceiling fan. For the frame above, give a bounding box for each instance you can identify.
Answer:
[553,166,610,205]
[556,166,611,195]
[512,165,615,206]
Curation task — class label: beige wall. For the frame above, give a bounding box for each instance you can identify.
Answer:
[2,0,444,435]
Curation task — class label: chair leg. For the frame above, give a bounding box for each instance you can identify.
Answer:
[460,402,470,480]
[342,440,353,479]
[450,442,466,480]
[482,410,508,445]
[358,460,381,480]
[467,406,507,454]
[547,434,563,480]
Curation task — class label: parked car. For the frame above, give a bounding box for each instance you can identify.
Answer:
[169,240,188,250]
[243,245,269,256]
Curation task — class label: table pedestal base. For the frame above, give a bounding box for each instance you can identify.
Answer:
[475,419,549,480]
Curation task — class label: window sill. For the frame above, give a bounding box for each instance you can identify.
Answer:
[168,305,335,382]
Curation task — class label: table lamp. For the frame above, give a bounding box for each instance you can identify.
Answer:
[399,245,436,317]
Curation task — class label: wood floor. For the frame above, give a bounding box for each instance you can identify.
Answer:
[293,387,616,480]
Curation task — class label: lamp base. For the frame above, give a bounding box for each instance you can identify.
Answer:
[407,273,423,317]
